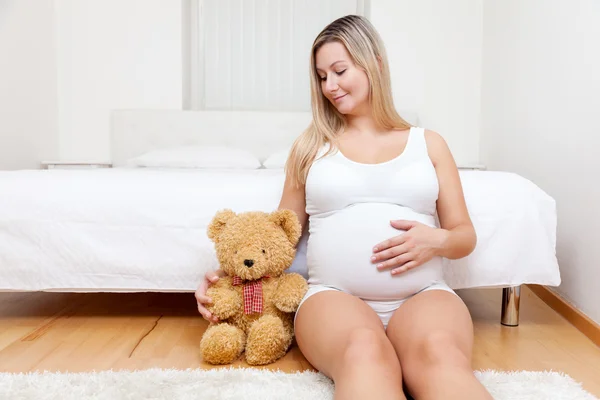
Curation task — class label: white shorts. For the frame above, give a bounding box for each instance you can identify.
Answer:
[294,282,457,329]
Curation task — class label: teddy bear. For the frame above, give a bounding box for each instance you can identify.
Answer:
[200,208,308,366]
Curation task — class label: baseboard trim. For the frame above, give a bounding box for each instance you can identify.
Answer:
[528,284,600,347]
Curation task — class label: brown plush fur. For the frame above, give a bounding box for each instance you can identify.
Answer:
[200,209,308,365]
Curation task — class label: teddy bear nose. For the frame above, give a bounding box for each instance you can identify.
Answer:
[244,259,254,268]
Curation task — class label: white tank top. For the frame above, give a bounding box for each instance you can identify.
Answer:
[304,127,445,301]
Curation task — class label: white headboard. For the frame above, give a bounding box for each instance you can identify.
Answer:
[110,109,419,166]
[110,110,313,167]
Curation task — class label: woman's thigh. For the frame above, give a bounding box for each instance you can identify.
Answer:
[294,290,396,378]
[386,289,474,369]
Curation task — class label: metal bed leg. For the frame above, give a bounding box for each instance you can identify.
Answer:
[501,286,521,326]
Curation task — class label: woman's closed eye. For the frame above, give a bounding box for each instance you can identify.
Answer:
[319,70,346,81]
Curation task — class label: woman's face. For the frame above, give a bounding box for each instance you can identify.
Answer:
[315,41,370,116]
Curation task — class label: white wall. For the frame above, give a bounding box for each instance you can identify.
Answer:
[481,0,600,324]
[370,0,483,166]
[0,1,59,170]
[55,0,183,162]
[1,1,483,169]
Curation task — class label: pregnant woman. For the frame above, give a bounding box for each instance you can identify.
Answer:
[197,15,492,400]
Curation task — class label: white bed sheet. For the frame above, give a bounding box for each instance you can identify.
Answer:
[0,168,560,292]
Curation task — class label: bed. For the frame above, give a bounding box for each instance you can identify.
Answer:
[0,110,561,326]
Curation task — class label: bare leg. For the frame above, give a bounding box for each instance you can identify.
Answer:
[295,290,406,400]
[386,290,493,400]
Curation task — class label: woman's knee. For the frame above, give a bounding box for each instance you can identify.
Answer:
[412,331,470,368]
[340,328,395,367]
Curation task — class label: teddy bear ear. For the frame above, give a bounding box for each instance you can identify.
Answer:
[269,209,302,246]
[207,209,236,242]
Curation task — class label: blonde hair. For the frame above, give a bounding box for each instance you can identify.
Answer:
[286,15,412,188]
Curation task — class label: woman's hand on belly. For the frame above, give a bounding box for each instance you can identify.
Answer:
[371,219,448,275]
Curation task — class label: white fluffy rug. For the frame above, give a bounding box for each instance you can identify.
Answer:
[0,368,597,400]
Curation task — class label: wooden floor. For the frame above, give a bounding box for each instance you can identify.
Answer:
[1,286,599,397]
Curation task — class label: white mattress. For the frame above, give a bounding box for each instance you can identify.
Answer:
[0,168,560,292]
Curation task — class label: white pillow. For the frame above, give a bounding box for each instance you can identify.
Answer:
[262,148,291,169]
[127,146,261,169]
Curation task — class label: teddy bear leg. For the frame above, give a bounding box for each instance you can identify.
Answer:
[200,323,246,365]
[245,315,293,366]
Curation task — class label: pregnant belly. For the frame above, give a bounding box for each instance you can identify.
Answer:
[307,203,444,301]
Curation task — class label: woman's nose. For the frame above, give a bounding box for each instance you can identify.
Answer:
[325,76,339,93]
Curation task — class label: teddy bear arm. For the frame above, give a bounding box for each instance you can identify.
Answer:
[206,285,243,320]
[272,273,309,313]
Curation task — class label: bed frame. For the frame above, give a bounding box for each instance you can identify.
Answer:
[111,109,524,326]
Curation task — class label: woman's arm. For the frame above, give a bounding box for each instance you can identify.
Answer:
[277,170,309,232]
[425,129,476,260]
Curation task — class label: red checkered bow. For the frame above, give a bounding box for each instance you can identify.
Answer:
[232,276,269,314]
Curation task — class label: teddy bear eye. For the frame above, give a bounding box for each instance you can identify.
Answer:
[262,249,266,254]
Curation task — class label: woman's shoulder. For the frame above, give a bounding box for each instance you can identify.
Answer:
[421,129,454,167]
[422,129,446,146]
